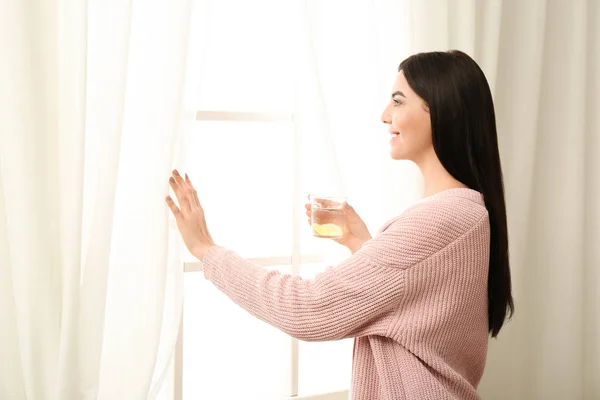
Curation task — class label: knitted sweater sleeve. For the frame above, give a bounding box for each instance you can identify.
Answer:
[201,200,486,341]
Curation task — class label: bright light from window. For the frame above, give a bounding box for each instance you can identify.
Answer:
[184,0,296,113]
[178,0,413,398]
[183,269,290,399]
[181,120,295,261]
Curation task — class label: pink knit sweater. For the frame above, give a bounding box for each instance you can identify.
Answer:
[202,188,490,400]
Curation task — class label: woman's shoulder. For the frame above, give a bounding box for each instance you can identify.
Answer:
[364,193,490,270]
[409,192,487,220]
[379,189,489,236]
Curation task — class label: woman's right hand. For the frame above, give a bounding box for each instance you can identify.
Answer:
[305,197,372,254]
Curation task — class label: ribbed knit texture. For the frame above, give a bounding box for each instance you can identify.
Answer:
[202,188,490,400]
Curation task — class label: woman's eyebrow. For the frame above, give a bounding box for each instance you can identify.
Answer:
[391,91,406,98]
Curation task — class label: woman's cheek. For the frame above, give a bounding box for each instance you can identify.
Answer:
[392,112,409,133]
[392,114,403,131]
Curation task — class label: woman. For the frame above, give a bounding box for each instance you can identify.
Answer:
[166,50,514,400]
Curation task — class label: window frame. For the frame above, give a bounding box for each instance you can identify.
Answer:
[172,110,349,400]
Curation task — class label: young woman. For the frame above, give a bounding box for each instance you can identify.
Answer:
[167,50,514,400]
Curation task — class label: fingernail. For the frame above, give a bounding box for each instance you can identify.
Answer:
[173,169,180,176]
[185,173,189,180]
[169,177,175,182]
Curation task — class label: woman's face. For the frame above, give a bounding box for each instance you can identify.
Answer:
[380,70,433,162]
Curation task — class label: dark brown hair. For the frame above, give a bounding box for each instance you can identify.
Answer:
[399,50,514,337]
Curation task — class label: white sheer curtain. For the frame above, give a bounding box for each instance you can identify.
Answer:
[299,0,419,246]
[410,1,600,398]
[0,1,191,399]
[176,1,416,398]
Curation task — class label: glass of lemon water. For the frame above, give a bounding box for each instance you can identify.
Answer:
[309,194,346,239]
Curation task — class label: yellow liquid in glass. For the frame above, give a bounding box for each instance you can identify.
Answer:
[312,222,343,238]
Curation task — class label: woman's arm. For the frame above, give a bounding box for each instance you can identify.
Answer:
[202,236,405,342]
[202,199,487,342]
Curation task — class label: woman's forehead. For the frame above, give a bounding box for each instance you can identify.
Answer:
[392,71,411,94]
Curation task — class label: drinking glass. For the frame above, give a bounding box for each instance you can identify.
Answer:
[309,194,347,239]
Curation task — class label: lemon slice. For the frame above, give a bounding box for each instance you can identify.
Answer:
[313,223,343,237]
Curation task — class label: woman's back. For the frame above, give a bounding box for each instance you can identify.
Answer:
[348,187,489,400]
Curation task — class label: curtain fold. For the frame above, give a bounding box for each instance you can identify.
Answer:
[0,0,191,398]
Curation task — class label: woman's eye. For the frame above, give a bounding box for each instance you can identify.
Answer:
[393,99,402,106]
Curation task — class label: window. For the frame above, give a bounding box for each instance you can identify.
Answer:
[171,0,354,399]
[162,0,413,398]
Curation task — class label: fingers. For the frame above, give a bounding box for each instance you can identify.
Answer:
[169,176,191,213]
[170,170,192,213]
[343,202,355,214]
[185,173,201,208]
[165,195,182,218]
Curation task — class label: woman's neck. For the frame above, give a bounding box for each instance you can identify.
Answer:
[416,150,469,198]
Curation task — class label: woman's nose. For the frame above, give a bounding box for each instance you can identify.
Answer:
[380,106,391,124]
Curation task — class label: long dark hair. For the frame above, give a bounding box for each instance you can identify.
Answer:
[399,50,514,338]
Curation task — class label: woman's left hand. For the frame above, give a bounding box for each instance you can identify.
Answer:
[166,170,216,261]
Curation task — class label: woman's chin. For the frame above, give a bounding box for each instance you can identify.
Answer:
[390,149,408,160]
